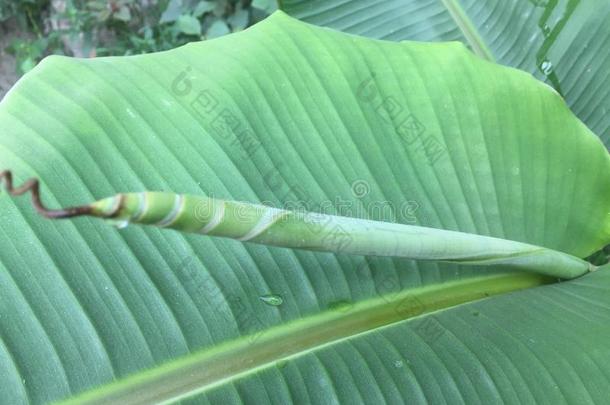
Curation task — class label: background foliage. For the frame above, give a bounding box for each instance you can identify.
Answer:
[0,0,277,83]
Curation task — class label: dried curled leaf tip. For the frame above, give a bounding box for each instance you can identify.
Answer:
[0,170,93,219]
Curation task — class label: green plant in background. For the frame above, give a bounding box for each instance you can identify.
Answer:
[1,0,59,74]
[0,0,47,24]
[6,36,57,73]
[0,3,610,405]
[1,0,278,75]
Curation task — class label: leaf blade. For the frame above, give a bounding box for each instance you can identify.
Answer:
[280,0,610,144]
[0,11,609,402]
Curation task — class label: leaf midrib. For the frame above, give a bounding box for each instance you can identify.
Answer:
[439,0,495,61]
[59,272,550,405]
[276,1,495,61]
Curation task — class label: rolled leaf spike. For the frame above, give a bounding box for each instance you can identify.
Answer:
[1,171,596,279]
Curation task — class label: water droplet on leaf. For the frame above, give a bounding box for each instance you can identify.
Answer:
[113,220,130,230]
[539,59,554,75]
[541,24,551,37]
[259,294,283,306]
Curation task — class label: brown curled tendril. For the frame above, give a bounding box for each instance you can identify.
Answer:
[0,170,93,219]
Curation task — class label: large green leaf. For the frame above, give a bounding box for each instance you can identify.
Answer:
[0,11,609,403]
[63,267,610,404]
[280,0,610,146]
